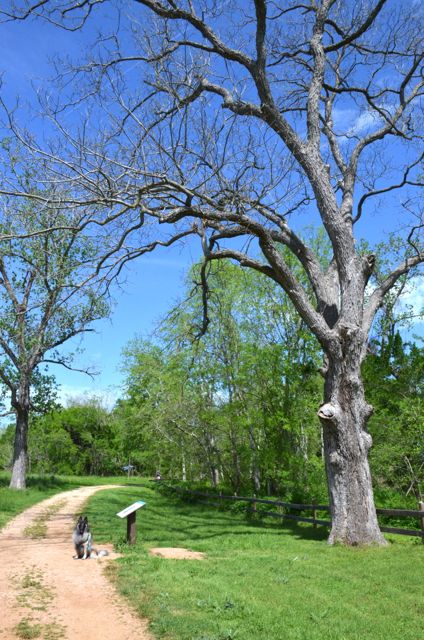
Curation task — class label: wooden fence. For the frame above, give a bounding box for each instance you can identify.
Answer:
[169,486,424,541]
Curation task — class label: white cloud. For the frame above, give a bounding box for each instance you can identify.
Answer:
[332,104,395,138]
[366,278,423,335]
[57,384,122,410]
[397,279,424,321]
[348,110,381,136]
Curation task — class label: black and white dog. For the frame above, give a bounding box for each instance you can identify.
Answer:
[72,516,93,559]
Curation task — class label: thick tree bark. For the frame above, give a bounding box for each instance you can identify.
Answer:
[319,341,387,546]
[10,405,30,490]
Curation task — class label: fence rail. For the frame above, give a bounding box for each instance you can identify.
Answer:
[169,487,424,541]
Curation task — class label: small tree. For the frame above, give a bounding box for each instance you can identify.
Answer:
[0,199,110,488]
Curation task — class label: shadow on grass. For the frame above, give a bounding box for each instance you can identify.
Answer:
[88,486,329,550]
[0,474,75,491]
[0,473,149,491]
[156,493,330,544]
[157,514,328,546]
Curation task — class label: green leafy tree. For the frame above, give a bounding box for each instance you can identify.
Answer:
[118,259,324,496]
[31,398,120,475]
[0,368,59,472]
[364,333,424,501]
[116,340,207,480]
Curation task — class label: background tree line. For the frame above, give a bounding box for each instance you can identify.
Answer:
[0,255,422,505]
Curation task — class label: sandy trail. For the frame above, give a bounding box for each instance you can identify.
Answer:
[0,485,152,640]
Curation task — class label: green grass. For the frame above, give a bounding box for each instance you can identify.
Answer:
[0,475,75,530]
[2,476,423,640]
[83,482,424,640]
[14,618,42,639]
[16,567,54,611]
[0,472,143,530]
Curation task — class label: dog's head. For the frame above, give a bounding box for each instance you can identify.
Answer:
[75,516,89,535]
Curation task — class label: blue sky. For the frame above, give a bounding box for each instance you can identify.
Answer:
[51,245,202,407]
[0,13,203,405]
[0,6,422,408]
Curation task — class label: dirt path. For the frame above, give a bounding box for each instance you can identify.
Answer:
[0,485,152,640]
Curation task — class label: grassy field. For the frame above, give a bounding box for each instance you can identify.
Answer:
[1,475,423,640]
[85,482,423,640]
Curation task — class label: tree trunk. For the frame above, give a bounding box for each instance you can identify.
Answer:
[249,425,261,493]
[10,405,30,489]
[206,434,220,487]
[319,349,386,546]
[229,428,242,493]
[211,465,220,487]
[181,451,187,482]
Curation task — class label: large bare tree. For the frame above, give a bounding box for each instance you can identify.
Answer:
[1,0,423,542]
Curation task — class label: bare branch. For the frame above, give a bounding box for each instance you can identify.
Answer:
[134,0,254,70]
[324,0,388,53]
[41,358,97,379]
[354,153,424,224]
[364,254,424,335]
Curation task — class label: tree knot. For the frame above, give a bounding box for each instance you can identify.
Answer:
[329,451,343,467]
[361,431,373,452]
[317,402,339,423]
[338,323,358,340]
[364,253,376,273]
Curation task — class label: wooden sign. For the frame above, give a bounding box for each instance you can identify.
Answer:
[116,501,146,544]
[116,501,146,519]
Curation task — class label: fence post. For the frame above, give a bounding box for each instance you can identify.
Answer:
[253,494,257,514]
[419,501,424,544]
[277,500,284,522]
[312,499,317,530]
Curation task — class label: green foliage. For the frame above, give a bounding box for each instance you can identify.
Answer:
[113,253,423,504]
[364,332,424,500]
[0,238,420,506]
[116,259,325,499]
[0,423,14,469]
[28,399,121,476]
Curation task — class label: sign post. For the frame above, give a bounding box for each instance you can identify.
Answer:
[116,501,146,544]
